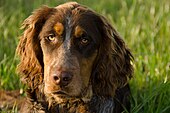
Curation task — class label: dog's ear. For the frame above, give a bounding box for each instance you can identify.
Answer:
[16,6,55,88]
[92,15,133,97]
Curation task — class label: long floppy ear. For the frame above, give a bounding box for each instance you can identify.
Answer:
[16,6,55,89]
[92,16,133,97]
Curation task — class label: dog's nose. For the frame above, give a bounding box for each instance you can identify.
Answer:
[52,72,73,86]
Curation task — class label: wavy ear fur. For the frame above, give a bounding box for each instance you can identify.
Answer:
[92,16,133,97]
[16,6,55,89]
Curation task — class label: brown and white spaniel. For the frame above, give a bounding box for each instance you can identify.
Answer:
[16,2,133,113]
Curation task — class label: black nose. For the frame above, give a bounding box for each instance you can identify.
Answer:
[52,72,73,86]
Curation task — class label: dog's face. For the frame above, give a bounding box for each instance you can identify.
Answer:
[17,2,133,104]
[39,4,102,102]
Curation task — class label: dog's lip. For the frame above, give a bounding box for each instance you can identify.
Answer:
[52,90,68,95]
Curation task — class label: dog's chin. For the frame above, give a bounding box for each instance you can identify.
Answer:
[45,90,80,104]
[44,83,92,104]
[52,94,70,104]
[52,90,74,100]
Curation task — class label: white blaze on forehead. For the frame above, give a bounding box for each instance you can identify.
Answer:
[62,15,73,51]
[65,16,72,40]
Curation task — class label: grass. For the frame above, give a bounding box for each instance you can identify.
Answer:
[0,0,170,112]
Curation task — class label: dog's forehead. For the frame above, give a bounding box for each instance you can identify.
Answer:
[42,3,102,43]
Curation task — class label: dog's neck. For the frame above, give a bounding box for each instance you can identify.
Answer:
[27,85,114,113]
[47,96,115,113]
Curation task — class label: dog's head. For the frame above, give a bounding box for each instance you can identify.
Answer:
[17,2,133,103]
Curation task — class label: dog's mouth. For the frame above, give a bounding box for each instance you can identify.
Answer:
[52,90,69,97]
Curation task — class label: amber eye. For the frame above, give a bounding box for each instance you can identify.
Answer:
[47,34,55,41]
[81,38,89,45]
[80,34,90,45]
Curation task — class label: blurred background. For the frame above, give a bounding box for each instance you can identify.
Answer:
[0,0,170,112]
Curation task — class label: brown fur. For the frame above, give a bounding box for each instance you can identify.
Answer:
[16,2,133,113]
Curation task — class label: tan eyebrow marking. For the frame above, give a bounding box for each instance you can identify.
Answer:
[74,26,84,37]
[54,22,64,35]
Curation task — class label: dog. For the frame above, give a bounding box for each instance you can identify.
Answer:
[16,2,133,113]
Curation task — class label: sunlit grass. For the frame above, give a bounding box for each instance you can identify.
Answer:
[0,0,170,112]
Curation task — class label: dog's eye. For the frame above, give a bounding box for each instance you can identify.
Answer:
[80,35,90,45]
[47,34,56,41]
[81,38,89,45]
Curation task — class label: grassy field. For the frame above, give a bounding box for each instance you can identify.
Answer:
[0,0,170,112]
